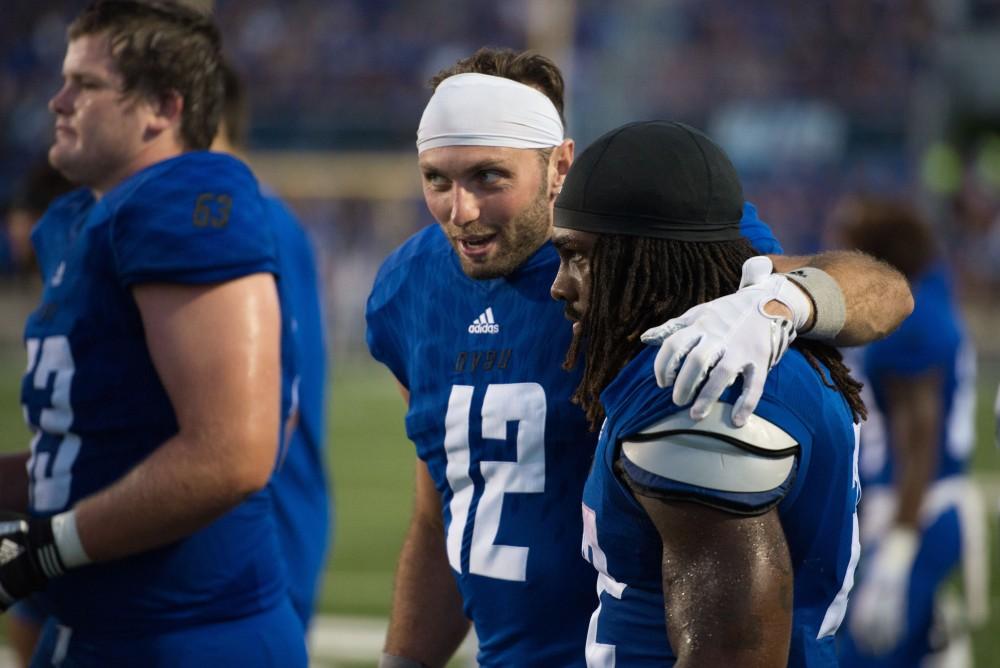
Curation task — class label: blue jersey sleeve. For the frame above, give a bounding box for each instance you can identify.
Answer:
[618,450,799,515]
[606,349,813,515]
[110,153,277,286]
[366,252,411,389]
[366,226,454,390]
[740,201,783,255]
[618,392,803,515]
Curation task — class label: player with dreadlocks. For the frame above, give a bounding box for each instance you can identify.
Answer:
[551,120,864,667]
[563,226,866,430]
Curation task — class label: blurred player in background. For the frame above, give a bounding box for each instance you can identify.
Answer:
[835,197,988,667]
[0,2,305,665]
[2,161,72,282]
[551,119,865,667]
[366,47,911,668]
[212,61,331,632]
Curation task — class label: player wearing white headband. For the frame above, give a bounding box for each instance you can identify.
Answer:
[366,48,913,668]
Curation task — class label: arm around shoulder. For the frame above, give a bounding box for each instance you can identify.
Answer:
[772,250,914,346]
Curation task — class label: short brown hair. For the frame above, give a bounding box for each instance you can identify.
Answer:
[429,47,567,124]
[833,196,937,280]
[68,0,225,150]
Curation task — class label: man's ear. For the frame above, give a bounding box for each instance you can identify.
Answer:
[549,138,575,201]
[145,89,184,138]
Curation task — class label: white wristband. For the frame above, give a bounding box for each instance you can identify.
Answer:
[781,267,847,340]
[51,509,91,569]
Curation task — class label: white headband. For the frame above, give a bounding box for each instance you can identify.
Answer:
[416,73,564,153]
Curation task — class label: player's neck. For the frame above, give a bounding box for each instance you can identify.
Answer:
[91,141,185,200]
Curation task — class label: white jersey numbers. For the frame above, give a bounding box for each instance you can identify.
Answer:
[443,383,546,582]
[818,422,862,638]
[24,336,80,512]
[582,502,624,668]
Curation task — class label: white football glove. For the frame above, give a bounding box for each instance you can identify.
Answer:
[848,526,919,655]
[640,256,810,426]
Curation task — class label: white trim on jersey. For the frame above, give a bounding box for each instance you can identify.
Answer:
[817,422,862,638]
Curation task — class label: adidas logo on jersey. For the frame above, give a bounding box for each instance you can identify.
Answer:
[468,307,500,334]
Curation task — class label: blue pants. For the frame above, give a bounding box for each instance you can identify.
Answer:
[838,507,962,667]
[30,597,307,668]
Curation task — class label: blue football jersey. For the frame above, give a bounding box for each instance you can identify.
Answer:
[859,264,974,486]
[267,194,330,628]
[739,201,784,255]
[366,205,781,666]
[581,346,860,667]
[367,226,598,666]
[21,152,288,635]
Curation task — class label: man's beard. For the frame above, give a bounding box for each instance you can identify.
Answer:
[456,181,551,280]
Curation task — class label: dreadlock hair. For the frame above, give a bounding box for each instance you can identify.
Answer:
[562,235,866,429]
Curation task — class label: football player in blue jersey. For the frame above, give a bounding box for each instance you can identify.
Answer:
[550,120,866,667]
[213,61,331,632]
[367,47,911,668]
[0,2,305,665]
[833,198,988,667]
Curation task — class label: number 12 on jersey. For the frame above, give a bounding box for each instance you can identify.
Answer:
[443,383,546,582]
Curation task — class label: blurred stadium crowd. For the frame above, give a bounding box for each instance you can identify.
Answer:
[2,0,1000,353]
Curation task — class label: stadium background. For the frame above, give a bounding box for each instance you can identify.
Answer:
[1,1,999,665]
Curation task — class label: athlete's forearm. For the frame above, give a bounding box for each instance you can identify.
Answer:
[0,452,30,512]
[770,251,913,346]
[886,373,941,527]
[385,520,469,667]
[385,463,469,667]
[72,429,271,562]
[894,440,936,529]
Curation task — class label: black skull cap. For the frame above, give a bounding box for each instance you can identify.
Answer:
[554,121,744,241]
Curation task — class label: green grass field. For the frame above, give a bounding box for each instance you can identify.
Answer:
[1,348,998,664]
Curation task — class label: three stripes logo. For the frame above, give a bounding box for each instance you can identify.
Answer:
[468,307,500,334]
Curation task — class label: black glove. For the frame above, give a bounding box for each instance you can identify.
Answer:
[0,512,64,611]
